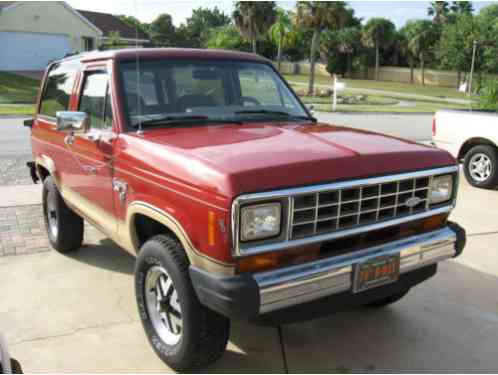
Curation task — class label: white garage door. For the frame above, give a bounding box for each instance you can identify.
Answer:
[0,31,72,71]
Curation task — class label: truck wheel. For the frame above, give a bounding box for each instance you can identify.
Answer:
[135,235,230,372]
[464,145,498,189]
[42,176,84,253]
[365,289,409,308]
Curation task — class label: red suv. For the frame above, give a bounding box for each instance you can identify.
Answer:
[26,48,466,371]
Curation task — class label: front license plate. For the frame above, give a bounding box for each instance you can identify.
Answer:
[353,255,400,293]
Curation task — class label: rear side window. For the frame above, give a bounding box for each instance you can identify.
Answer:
[39,62,78,118]
[79,71,111,130]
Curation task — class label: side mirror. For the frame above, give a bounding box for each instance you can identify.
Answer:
[306,104,315,115]
[23,118,33,128]
[56,111,89,134]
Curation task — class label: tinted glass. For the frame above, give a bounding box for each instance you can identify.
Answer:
[79,72,109,130]
[39,62,78,117]
[119,59,308,129]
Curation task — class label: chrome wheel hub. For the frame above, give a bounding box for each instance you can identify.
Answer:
[145,266,182,345]
[469,153,492,182]
[46,191,58,238]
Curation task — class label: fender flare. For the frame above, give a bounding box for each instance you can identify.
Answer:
[35,155,58,185]
[125,201,235,276]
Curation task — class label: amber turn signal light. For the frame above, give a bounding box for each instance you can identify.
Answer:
[236,245,321,273]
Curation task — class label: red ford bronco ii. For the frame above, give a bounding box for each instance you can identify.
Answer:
[26,49,466,371]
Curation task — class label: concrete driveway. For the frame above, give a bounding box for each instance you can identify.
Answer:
[1,175,498,373]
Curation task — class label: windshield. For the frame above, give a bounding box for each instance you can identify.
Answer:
[119,59,311,129]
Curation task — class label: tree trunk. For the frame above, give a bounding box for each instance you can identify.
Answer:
[308,29,320,95]
[363,53,368,79]
[277,35,283,71]
[375,44,380,81]
[252,36,257,54]
[421,56,425,86]
[347,53,352,78]
[457,70,461,89]
[409,57,414,84]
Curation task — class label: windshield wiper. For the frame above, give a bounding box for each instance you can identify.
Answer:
[234,109,317,123]
[135,115,242,127]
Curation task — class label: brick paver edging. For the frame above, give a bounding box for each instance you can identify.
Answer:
[0,204,48,256]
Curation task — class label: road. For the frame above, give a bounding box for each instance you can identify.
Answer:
[0,117,32,157]
[315,112,433,142]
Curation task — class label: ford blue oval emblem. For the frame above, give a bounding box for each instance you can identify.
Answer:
[405,197,422,208]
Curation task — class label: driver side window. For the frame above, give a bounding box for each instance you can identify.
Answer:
[79,71,112,131]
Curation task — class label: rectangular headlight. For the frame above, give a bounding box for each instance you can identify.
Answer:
[429,174,453,204]
[240,203,281,242]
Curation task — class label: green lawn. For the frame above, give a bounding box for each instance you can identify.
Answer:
[283,74,468,100]
[0,105,35,116]
[0,72,40,105]
[298,91,469,113]
[312,102,469,113]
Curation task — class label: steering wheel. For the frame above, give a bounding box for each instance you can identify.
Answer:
[237,96,261,106]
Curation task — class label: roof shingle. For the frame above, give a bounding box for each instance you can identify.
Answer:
[77,9,149,41]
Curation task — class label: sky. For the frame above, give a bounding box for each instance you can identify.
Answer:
[66,0,495,29]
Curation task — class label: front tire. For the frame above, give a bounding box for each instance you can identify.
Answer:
[464,145,498,189]
[42,176,84,253]
[135,235,230,372]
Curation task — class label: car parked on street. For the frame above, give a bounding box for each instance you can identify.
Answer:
[433,109,498,189]
[26,49,466,372]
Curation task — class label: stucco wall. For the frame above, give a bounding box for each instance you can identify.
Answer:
[349,66,463,87]
[0,2,101,52]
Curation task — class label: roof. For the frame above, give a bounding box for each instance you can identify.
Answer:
[61,48,269,64]
[76,9,149,41]
[0,2,149,41]
[0,2,17,10]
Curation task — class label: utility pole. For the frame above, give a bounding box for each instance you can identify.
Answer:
[468,40,477,96]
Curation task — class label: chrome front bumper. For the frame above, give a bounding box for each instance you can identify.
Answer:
[254,226,459,314]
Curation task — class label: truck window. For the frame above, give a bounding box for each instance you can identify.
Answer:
[79,71,111,131]
[39,62,78,118]
[239,67,282,106]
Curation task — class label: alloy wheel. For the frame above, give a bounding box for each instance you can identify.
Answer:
[469,153,492,182]
[145,266,183,345]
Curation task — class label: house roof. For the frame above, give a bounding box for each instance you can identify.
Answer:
[0,2,149,41]
[76,9,149,41]
[0,2,17,10]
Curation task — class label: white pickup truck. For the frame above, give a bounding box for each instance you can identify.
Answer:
[433,109,498,189]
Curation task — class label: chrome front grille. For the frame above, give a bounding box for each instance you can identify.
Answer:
[290,176,431,240]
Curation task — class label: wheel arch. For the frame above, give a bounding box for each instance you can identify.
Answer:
[458,138,498,161]
[35,155,58,185]
[125,201,234,275]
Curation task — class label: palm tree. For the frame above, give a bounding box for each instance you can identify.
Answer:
[399,26,416,84]
[269,8,295,71]
[233,2,277,54]
[296,1,350,95]
[428,1,450,24]
[321,27,361,78]
[361,18,396,81]
[450,1,474,15]
[404,20,438,85]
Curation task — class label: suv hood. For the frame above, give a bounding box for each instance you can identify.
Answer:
[130,122,455,198]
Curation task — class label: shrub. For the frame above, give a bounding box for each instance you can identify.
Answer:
[477,78,498,111]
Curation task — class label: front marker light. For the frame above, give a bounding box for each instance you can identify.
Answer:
[429,174,453,204]
[240,203,281,242]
